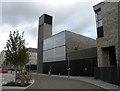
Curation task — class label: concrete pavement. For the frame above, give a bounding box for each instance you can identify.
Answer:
[1,72,24,91]
[1,72,34,91]
[0,73,14,90]
[71,76,120,90]
[2,73,14,84]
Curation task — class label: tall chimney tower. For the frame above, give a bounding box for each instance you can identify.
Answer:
[37,14,52,73]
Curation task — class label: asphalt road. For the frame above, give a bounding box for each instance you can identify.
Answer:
[25,73,108,90]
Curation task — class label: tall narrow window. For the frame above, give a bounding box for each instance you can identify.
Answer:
[95,9,102,28]
[95,9,103,38]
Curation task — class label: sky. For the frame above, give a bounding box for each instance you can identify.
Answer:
[0,0,104,52]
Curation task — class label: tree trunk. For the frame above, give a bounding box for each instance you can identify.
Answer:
[15,67,17,84]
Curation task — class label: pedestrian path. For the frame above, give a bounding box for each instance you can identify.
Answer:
[2,73,14,84]
[70,76,120,91]
[48,74,120,90]
[2,72,34,91]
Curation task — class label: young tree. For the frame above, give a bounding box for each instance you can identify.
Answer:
[5,30,30,84]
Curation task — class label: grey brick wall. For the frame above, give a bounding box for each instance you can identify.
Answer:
[66,31,96,53]
[93,2,120,67]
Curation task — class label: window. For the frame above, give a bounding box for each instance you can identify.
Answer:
[95,9,103,38]
[95,9,102,28]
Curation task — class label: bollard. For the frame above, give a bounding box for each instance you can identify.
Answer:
[11,70,12,74]
[59,73,61,76]
[48,71,49,75]
[48,71,51,76]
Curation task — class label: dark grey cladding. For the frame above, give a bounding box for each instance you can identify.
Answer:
[39,14,52,25]
[70,47,97,60]
[28,48,38,53]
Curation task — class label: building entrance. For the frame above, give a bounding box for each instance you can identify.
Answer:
[109,46,116,66]
[102,46,117,66]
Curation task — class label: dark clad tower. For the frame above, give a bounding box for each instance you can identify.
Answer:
[37,14,52,73]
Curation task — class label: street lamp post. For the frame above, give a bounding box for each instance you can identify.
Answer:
[67,47,70,78]
[29,62,31,80]
[29,62,31,73]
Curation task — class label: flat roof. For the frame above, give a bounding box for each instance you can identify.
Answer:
[44,30,95,41]
[28,48,38,53]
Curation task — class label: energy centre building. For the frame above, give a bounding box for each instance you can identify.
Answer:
[37,14,97,76]
[1,1,120,85]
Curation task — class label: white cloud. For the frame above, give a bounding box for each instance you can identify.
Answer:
[0,0,103,51]
[0,32,9,51]
[2,0,104,3]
